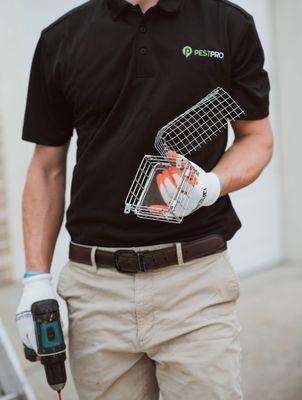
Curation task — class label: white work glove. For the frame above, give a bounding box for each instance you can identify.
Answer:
[16,273,57,356]
[150,151,222,218]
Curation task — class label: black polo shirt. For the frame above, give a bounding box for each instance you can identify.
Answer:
[22,0,270,247]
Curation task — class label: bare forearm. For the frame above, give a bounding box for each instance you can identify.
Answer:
[22,160,66,273]
[212,118,274,196]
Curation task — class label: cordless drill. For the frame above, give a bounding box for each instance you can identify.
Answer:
[24,299,67,395]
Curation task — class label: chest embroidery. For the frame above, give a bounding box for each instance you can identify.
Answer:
[182,45,224,60]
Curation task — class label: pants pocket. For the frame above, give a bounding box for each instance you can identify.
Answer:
[221,251,241,300]
[56,261,71,300]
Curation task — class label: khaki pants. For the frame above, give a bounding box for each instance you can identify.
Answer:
[57,244,242,400]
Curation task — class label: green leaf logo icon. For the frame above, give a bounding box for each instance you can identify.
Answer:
[182,46,193,58]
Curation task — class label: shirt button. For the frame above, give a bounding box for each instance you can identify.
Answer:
[139,26,147,33]
[140,47,147,55]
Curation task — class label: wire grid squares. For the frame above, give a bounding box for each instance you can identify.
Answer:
[154,87,245,157]
[124,87,244,223]
[124,155,195,223]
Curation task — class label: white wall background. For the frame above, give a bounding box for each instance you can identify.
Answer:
[0,1,84,282]
[275,0,302,262]
[0,0,286,279]
[227,0,283,274]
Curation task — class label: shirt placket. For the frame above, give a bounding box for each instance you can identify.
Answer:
[134,9,155,78]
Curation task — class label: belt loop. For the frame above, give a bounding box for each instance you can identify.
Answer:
[176,243,184,265]
[90,246,98,271]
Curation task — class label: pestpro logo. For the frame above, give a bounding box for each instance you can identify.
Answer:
[182,45,224,60]
[182,46,193,58]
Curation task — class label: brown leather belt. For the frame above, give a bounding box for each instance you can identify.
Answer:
[69,234,227,274]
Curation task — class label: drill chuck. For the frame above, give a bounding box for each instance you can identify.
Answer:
[45,363,66,392]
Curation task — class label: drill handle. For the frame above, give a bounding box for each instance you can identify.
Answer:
[24,344,38,362]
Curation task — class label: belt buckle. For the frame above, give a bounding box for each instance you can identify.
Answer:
[114,250,146,273]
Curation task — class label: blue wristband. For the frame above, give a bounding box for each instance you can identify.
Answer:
[24,271,47,279]
[216,174,223,192]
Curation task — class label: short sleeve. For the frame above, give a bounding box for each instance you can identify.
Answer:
[230,16,270,120]
[22,33,74,146]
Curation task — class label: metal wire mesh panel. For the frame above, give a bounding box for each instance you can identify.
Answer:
[124,155,195,223]
[154,87,244,156]
[124,87,244,223]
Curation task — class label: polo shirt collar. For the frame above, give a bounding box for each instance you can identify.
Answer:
[107,0,185,20]
[157,0,185,13]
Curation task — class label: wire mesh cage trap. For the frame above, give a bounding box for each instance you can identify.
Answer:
[124,154,196,223]
[124,87,244,223]
[155,87,245,157]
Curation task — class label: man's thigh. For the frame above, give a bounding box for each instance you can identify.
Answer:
[57,261,159,400]
[155,305,242,400]
[71,350,159,400]
[149,251,242,400]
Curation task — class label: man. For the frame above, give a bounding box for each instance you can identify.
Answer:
[16,0,273,399]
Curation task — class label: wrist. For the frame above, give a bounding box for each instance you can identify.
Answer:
[215,173,223,194]
[211,168,231,197]
[24,271,48,279]
[22,272,52,286]
[202,172,221,206]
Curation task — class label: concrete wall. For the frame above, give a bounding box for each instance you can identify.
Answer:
[274,0,302,262]
[0,0,286,279]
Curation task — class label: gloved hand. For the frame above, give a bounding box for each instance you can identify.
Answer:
[150,151,222,218]
[16,273,57,358]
